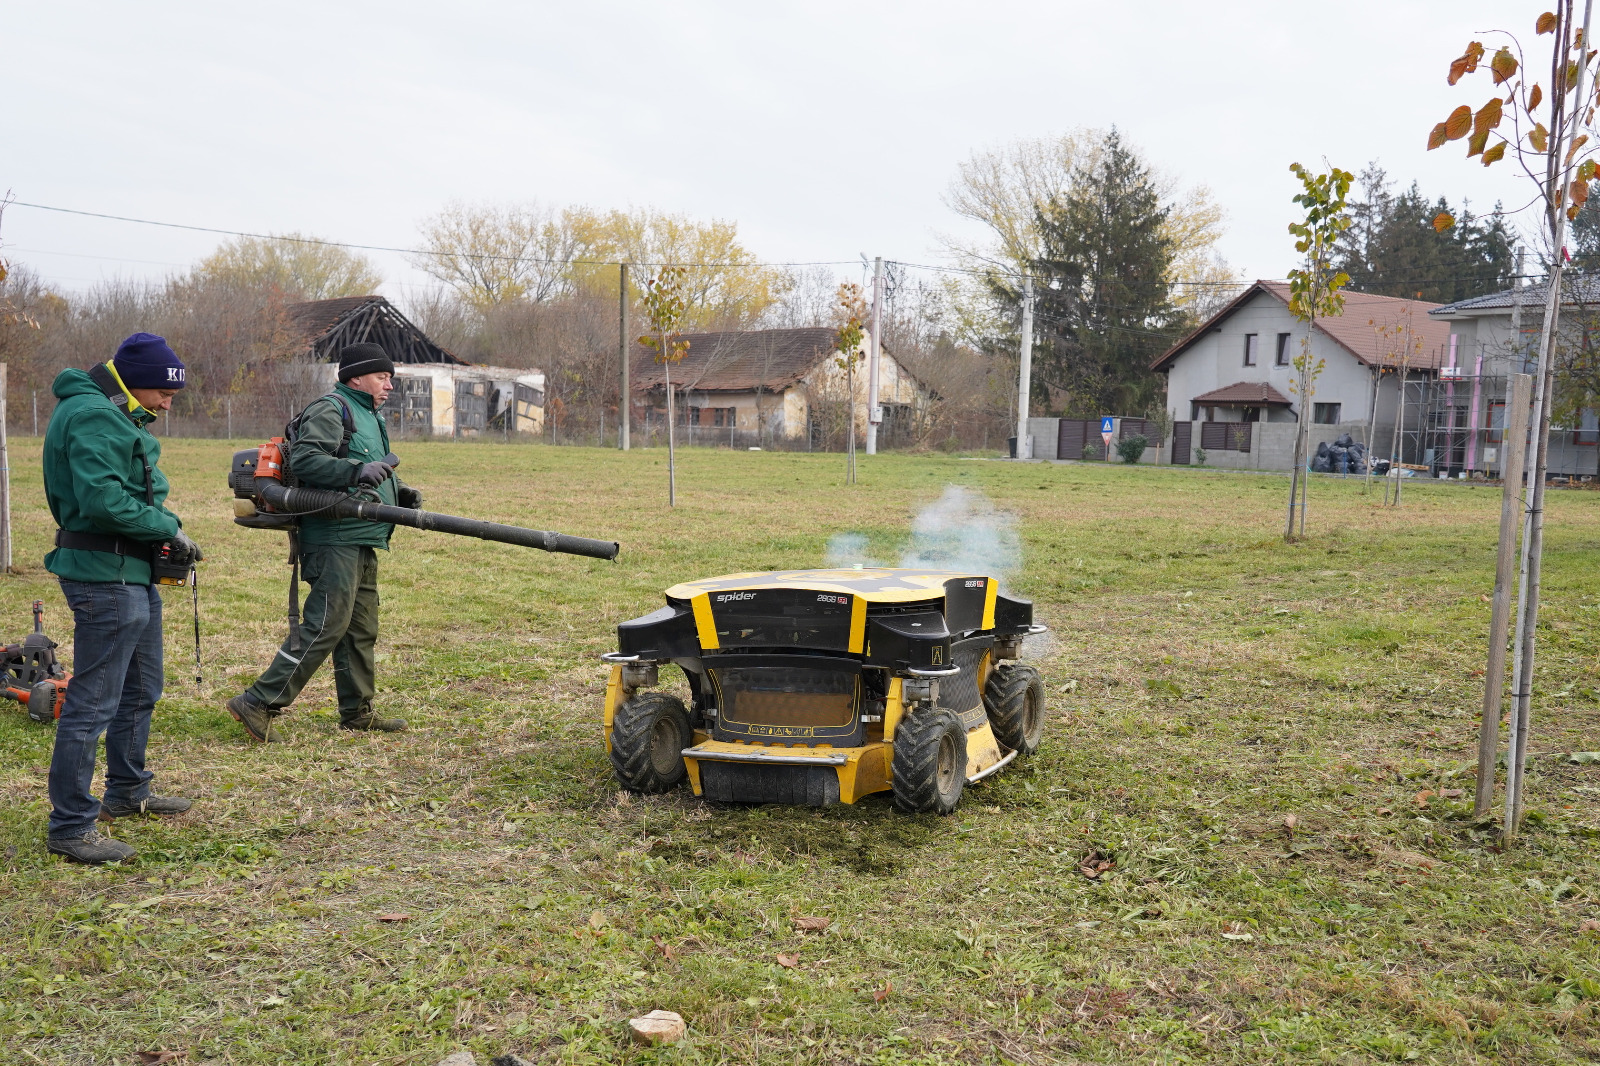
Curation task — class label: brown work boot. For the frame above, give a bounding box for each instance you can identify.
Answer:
[340,712,407,732]
[227,693,280,743]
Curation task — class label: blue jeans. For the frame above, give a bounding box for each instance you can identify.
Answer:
[47,580,164,840]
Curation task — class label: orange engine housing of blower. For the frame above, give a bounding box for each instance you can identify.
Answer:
[254,438,286,482]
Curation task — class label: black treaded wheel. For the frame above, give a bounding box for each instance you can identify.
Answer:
[984,662,1045,755]
[891,703,968,814]
[610,691,691,793]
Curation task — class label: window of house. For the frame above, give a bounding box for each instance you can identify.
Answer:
[1243,334,1259,367]
[1275,333,1292,366]
[1243,407,1261,423]
[711,407,736,428]
[1487,401,1506,443]
[1313,402,1342,425]
[1577,409,1599,445]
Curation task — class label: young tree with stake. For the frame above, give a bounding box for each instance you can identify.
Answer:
[1284,164,1354,542]
[1428,2,1600,836]
[639,268,691,507]
[833,283,868,484]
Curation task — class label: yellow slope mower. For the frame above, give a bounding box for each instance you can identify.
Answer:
[601,568,1047,813]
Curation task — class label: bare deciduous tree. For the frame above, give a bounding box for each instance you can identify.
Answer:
[194,233,382,300]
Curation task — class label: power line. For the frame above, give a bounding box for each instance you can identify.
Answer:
[5,198,1552,295]
[6,200,857,271]
[7,246,190,268]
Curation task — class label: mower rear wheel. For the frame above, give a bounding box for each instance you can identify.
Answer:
[891,703,968,814]
[611,692,691,793]
[984,662,1045,755]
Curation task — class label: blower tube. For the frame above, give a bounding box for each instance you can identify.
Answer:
[253,477,619,561]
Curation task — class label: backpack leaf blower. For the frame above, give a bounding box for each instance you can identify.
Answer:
[227,443,620,560]
[2,601,70,723]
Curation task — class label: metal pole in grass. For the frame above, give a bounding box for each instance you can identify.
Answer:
[1475,372,1532,818]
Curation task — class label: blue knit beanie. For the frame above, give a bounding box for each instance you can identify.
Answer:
[112,333,187,390]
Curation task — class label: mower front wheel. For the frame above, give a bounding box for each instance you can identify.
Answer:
[984,662,1045,755]
[610,691,691,793]
[891,703,968,814]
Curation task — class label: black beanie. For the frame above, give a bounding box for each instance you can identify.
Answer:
[337,343,394,382]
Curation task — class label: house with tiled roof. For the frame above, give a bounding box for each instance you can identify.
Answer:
[629,327,932,449]
[1147,281,1450,470]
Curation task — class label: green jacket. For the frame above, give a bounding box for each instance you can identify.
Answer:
[43,366,182,585]
[293,383,408,548]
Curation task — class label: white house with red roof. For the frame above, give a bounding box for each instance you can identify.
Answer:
[1147,281,1450,469]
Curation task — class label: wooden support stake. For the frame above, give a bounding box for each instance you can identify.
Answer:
[0,363,11,573]
[1474,372,1532,818]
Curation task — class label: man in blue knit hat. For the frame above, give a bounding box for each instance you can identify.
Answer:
[41,332,202,864]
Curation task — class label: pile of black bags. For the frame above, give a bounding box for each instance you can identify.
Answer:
[1311,433,1367,474]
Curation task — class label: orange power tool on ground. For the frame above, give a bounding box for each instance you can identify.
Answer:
[2,601,69,723]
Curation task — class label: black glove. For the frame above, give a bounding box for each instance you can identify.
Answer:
[397,485,423,509]
[355,461,394,488]
[171,529,203,564]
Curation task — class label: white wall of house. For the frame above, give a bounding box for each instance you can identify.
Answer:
[1164,290,1377,429]
[391,365,545,437]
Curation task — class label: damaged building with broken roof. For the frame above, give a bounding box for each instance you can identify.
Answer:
[282,296,545,438]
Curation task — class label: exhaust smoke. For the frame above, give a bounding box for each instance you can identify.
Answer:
[825,486,1020,587]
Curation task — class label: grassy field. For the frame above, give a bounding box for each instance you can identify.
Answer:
[0,440,1597,1065]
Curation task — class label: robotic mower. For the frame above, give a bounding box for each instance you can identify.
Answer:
[601,568,1047,813]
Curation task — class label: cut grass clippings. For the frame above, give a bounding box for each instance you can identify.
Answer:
[0,440,1597,1064]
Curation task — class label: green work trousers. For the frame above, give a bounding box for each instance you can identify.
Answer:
[247,545,380,722]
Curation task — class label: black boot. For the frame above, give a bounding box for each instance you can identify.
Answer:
[48,829,137,865]
[101,796,193,819]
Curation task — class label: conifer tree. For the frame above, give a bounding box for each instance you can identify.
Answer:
[1028,129,1181,417]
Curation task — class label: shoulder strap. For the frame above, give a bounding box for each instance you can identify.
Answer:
[289,393,358,459]
[88,363,155,502]
[331,395,356,459]
[87,363,139,424]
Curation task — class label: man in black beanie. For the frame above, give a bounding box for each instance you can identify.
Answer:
[227,343,421,742]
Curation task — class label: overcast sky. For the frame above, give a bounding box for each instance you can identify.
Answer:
[3,0,1539,304]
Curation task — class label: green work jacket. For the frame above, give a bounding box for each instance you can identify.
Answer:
[43,366,183,585]
[293,383,408,548]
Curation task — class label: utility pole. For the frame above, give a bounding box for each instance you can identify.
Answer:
[619,263,630,451]
[1014,277,1035,459]
[866,256,883,455]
